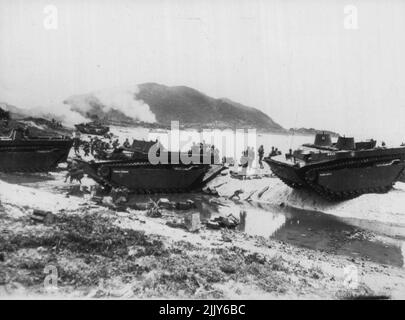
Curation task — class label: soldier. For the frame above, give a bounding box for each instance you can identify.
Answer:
[214,147,220,164]
[112,139,120,150]
[64,161,84,183]
[210,145,215,164]
[248,146,255,169]
[199,143,204,164]
[83,141,90,157]
[73,137,81,155]
[240,150,248,175]
[258,145,264,168]
[123,138,131,148]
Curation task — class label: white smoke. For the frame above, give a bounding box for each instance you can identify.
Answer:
[25,103,88,127]
[1,84,156,126]
[0,98,87,128]
[66,85,156,123]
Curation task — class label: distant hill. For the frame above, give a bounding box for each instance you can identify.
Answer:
[63,83,286,132]
[288,127,340,137]
[135,83,285,131]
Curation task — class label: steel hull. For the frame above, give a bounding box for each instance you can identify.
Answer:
[0,139,73,172]
[78,160,225,193]
[75,124,109,136]
[265,150,405,200]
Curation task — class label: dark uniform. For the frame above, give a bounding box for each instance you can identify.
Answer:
[258,145,264,168]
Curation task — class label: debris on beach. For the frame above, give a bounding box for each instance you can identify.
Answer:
[156,198,196,211]
[146,201,162,218]
[90,195,104,205]
[203,182,228,196]
[166,219,186,230]
[228,189,244,200]
[165,213,200,232]
[184,212,201,232]
[205,214,239,230]
[205,220,222,230]
[67,185,90,197]
[110,187,130,204]
[202,186,219,196]
[244,190,257,202]
[229,171,272,180]
[130,202,153,211]
[29,210,56,225]
[257,186,270,199]
[175,200,197,210]
[157,198,172,209]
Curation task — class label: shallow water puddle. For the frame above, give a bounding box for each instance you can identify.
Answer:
[131,193,405,268]
[241,203,405,268]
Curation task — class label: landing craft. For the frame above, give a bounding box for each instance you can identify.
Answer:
[264,133,405,200]
[77,139,225,193]
[0,128,73,172]
[75,121,110,136]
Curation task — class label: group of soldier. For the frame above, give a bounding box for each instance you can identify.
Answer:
[240,145,281,171]
[71,131,283,170]
[50,118,63,128]
[240,146,256,169]
[269,146,282,157]
[72,133,123,159]
[189,141,221,164]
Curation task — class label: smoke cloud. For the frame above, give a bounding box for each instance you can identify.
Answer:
[0,96,88,127]
[25,104,88,127]
[65,85,156,123]
[1,84,156,127]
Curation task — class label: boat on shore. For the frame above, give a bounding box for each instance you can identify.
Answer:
[77,160,224,193]
[77,138,226,193]
[264,132,405,200]
[75,122,110,136]
[0,128,73,172]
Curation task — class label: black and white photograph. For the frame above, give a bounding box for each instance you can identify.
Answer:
[1,0,405,305]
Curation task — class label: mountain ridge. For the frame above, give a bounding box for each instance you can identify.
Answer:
[134,83,285,131]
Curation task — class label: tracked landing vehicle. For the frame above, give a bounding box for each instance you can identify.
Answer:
[0,128,72,172]
[264,133,405,200]
[77,140,225,194]
[75,122,109,136]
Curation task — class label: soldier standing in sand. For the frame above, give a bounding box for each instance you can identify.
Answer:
[258,145,264,168]
[73,137,81,155]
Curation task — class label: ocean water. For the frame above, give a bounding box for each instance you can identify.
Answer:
[108,126,313,160]
[108,125,404,162]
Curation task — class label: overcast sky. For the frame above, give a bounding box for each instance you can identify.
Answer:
[1,0,405,139]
